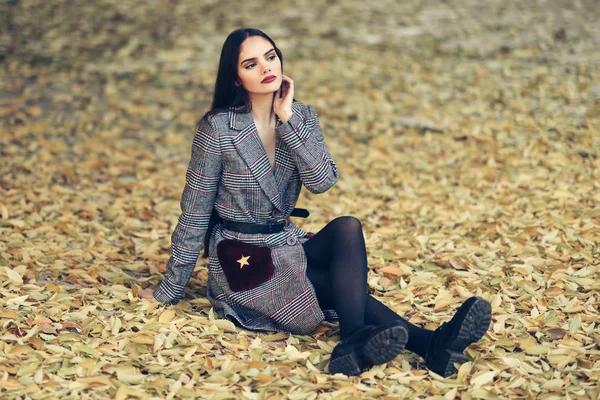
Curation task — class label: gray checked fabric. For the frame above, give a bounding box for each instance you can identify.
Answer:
[153,100,339,334]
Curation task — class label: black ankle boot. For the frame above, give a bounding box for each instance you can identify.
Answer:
[329,320,409,376]
[425,296,491,377]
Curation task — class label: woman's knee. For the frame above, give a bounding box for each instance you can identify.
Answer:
[331,215,362,232]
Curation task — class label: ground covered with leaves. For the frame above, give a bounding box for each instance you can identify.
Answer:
[1,0,599,399]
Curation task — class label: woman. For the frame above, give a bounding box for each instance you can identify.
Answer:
[141,28,492,377]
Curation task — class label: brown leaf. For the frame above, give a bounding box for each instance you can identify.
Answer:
[545,327,567,341]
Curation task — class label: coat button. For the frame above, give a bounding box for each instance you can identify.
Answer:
[286,236,297,245]
[272,210,282,218]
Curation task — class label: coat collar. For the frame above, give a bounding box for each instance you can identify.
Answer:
[226,104,302,215]
[228,105,253,131]
[228,101,302,131]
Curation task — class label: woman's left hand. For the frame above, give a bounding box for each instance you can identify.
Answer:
[273,74,294,123]
[139,287,158,302]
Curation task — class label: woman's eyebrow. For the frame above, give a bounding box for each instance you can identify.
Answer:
[241,48,275,65]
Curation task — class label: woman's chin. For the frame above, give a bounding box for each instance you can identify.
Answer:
[248,88,279,96]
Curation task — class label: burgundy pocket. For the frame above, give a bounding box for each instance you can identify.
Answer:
[216,239,275,292]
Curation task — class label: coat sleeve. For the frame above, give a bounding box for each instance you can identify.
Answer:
[276,104,339,194]
[153,114,222,304]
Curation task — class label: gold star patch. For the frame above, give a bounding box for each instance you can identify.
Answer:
[237,254,251,269]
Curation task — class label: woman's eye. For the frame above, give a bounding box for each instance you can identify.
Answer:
[245,55,275,69]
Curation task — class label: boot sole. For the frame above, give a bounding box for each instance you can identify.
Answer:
[452,297,492,351]
[328,348,364,376]
[363,324,408,366]
[329,323,408,376]
[437,297,492,377]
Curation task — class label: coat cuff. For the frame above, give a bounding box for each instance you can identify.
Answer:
[153,277,186,304]
[276,110,308,149]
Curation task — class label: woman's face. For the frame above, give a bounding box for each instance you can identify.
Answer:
[237,36,282,96]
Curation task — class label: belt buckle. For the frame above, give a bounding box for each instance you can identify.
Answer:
[274,217,288,232]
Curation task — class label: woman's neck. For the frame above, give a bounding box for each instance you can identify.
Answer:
[249,92,275,124]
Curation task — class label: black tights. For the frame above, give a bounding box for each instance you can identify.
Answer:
[302,216,433,360]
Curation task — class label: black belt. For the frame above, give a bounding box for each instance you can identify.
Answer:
[222,219,287,234]
[221,208,310,234]
[202,208,310,257]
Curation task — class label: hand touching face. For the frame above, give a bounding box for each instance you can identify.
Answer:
[273,74,294,121]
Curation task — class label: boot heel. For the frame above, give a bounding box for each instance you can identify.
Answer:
[439,350,470,377]
[363,324,408,366]
[328,349,363,376]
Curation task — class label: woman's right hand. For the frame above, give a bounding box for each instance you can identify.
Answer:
[139,288,158,302]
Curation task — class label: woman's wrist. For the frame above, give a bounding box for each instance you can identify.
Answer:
[278,110,293,124]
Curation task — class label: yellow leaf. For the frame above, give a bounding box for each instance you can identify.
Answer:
[158,310,175,324]
[434,291,453,311]
[5,267,23,283]
[256,373,273,383]
[456,361,472,384]
[10,345,33,355]
[23,383,40,394]
[248,361,267,369]
[79,377,114,388]
[184,346,198,361]
[116,368,144,384]
[561,336,583,347]
[377,266,406,276]
[524,345,549,355]
[7,219,25,228]
[153,336,163,353]
[142,240,162,260]
[0,380,21,389]
[501,357,521,369]
[470,370,496,387]
[131,334,154,345]
[541,379,564,390]
[397,250,418,260]
[491,293,502,308]
[112,317,122,336]
[569,316,581,334]
[212,319,237,332]
[115,386,130,400]
[0,310,18,318]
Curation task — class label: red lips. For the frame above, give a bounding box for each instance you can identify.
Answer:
[261,75,276,83]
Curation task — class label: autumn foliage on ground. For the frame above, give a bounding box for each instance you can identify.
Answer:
[1,0,599,399]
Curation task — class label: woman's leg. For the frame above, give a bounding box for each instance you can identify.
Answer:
[302,216,433,360]
[303,216,491,377]
[302,216,368,339]
[303,216,411,376]
[304,249,433,359]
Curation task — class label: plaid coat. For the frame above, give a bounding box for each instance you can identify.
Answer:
[153,100,339,334]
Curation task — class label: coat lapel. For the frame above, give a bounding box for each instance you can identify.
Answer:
[229,106,284,213]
